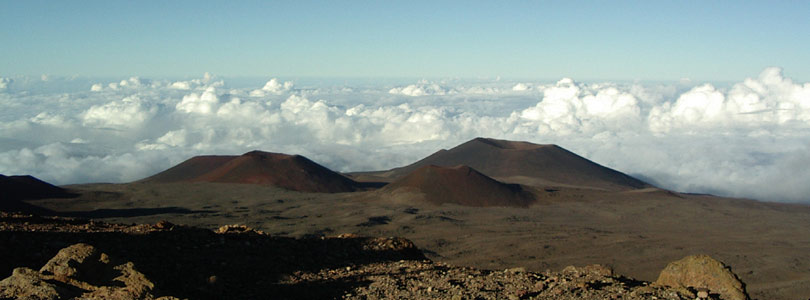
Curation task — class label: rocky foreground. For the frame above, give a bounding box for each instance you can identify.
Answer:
[0,212,749,299]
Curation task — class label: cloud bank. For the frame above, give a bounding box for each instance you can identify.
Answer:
[1,68,809,202]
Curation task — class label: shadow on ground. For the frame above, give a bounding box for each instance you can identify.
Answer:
[0,215,425,299]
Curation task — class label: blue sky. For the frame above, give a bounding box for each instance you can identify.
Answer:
[1,1,808,81]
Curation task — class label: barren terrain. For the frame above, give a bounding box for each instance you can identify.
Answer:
[5,138,810,299]
[22,181,810,300]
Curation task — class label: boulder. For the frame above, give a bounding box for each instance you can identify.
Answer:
[1,243,175,300]
[0,267,73,300]
[655,254,749,300]
[39,243,107,282]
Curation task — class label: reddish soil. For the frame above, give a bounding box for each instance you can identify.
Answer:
[139,156,235,183]
[381,165,535,207]
[354,137,649,191]
[142,151,359,193]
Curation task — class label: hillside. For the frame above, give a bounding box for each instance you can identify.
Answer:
[142,151,360,193]
[0,174,71,214]
[380,165,535,207]
[353,137,649,191]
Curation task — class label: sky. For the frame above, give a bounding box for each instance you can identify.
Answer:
[1,1,810,203]
[1,1,809,81]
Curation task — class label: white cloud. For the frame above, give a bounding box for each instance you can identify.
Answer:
[1,69,809,202]
[516,78,641,135]
[512,83,530,91]
[388,80,456,96]
[82,96,159,129]
[176,87,220,115]
[250,78,294,97]
[118,77,150,89]
[169,81,191,90]
[648,67,810,133]
[31,112,74,127]
[0,77,13,91]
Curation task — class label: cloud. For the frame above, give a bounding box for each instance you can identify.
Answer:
[515,78,641,135]
[176,87,221,115]
[0,143,172,184]
[648,67,810,133]
[31,112,74,127]
[250,78,294,97]
[0,77,12,92]
[169,81,191,90]
[117,77,151,89]
[82,96,160,129]
[512,83,530,91]
[1,69,809,203]
[388,80,456,96]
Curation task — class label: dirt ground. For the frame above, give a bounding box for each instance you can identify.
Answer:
[24,182,810,300]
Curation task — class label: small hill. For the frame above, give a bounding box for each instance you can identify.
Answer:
[140,155,235,183]
[381,165,535,207]
[0,175,70,201]
[141,151,359,193]
[358,137,649,191]
[0,174,69,213]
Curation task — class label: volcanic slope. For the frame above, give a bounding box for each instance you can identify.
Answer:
[142,151,359,193]
[381,165,535,207]
[1,175,70,201]
[354,137,648,191]
[0,174,72,213]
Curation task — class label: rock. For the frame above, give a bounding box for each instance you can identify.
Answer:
[654,254,749,300]
[561,265,581,277]
[534,281,545,290]
[583,264,613,277]
[155,220,174,229]
[216,224,264,235]
[0,267,72,300]
[1,243,174,300]
[335,233,360,238]
[39,243,107,283]
[108,261,156,296]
